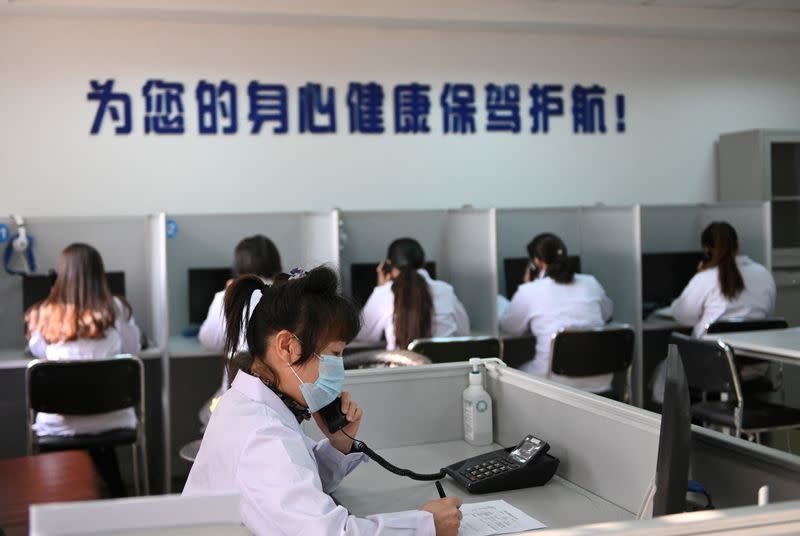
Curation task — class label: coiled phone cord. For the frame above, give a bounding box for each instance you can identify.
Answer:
[342,430,446,481]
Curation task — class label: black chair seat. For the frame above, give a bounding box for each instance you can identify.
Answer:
[692,400,800,431]
[37,428,137,452]
[741,376,778,394]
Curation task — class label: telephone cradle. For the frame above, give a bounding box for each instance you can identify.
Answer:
[443,446,560,494]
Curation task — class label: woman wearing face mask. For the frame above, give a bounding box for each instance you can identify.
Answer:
[183,266,462,536]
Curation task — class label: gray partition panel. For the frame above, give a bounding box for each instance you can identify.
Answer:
[690,427,800,508]
[166,212,336,335]
[0,216,154,348]
[304,363,470,449]
[640,205,703,253]
[443,209,497,333]
[486,366,660,514]
[339,210,449,296]
[495,208,582,299]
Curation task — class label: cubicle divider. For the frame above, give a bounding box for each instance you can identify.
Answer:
[339,208,497,334]
[165,210,340,337]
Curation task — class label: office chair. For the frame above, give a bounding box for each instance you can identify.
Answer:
[705,317,789,394]
[26,355,149,497]
[549,326,635,402]
[407,336,502,364]
[344,349,432,370]
[671,332,800,442]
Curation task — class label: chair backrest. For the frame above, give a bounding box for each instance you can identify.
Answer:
[27,355,144,416]
[343,349,432,370]
[407,336,502,364]
[549,326,635,377]
[669,333,741,400]
[705,317,788,334]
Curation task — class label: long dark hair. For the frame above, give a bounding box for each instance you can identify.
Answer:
[527,233,575,284]
[25,243,131,343]
[387,238,433,349]
[233,235,282,279]
[223,266,360,387]
[701,222,744,300]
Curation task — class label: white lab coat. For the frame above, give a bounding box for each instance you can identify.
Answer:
[183,372,435,536]
[28,297,141,436]
[671,256,777,338]
[499,274,614,392]
[356,269,470,350]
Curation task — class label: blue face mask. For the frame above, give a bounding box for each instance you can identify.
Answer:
[290,352,345,413]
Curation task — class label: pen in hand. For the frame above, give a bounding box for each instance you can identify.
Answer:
[435,480,446,499]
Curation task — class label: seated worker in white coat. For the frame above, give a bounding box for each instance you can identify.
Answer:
[183,266,463,536]
[25,243,142,497]
[651,222,777,404]
[356,238,470,350]
[499,233,614,393]
[671,221,776,338]
[197,235,282,426]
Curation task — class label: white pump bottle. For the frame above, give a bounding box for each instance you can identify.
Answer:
[463,357,493,446]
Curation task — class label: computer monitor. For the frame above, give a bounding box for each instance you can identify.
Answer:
[502,256,582,299]
[22,271,126,313]
[188,267,233,325]
[652,344,691,517]
[641,252,703,316]
[350,262,437,308]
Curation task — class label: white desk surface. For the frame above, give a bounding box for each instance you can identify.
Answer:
[707,327,800,364]
[334,440,633,529]
[0,344,163,369]
[642,317,688,332]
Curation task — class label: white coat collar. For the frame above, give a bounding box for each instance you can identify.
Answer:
[231,371,303,430]
[417,268,433,281]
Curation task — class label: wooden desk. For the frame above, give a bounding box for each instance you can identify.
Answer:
[0,451,107,536]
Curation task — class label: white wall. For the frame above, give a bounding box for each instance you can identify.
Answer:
[1,8,799,217]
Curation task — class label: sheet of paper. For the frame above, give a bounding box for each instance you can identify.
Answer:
[458,500,546,536]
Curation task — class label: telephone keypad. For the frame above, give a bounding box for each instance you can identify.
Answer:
[458,456,519,481]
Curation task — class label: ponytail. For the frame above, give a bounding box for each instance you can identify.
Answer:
[527,233,575,284]
[223,275,265,377]
[392,268,433,349]
[701,222,744,300]
[386,237,434,349]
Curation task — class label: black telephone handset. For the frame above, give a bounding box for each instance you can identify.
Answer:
[317,398,349,434]
[443,434,559,494]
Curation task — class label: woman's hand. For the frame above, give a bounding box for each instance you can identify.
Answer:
[376,261,392,286]
[421,497,463,536]
[313,391,363,454]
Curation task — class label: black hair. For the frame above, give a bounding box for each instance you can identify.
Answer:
[223,265,360,386]
[527,233,575,284]
[386,238,433,349]
[233,235,283,279]
[701,222,744,300]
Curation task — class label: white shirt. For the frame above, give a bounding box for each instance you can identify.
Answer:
[183,372,435,536]
[498,274,614,392]
[356,269,470,350]
[671,256,777,338]
[28,297,141,436]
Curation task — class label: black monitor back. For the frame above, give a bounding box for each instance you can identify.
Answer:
[350,262,437,308]
[22,271,126,313]
[652,344,691,517]
[641,252,703,311]
[503,256,582,299]
[188,268,233,325]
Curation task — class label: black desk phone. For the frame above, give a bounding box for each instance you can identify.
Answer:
[318,399,559,493]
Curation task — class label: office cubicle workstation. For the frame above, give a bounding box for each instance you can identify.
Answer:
[307,362,800,531]
[638,202,771,408]
[339,208,498,334]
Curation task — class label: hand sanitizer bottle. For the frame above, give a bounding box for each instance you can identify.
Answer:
[463,358,493,446]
